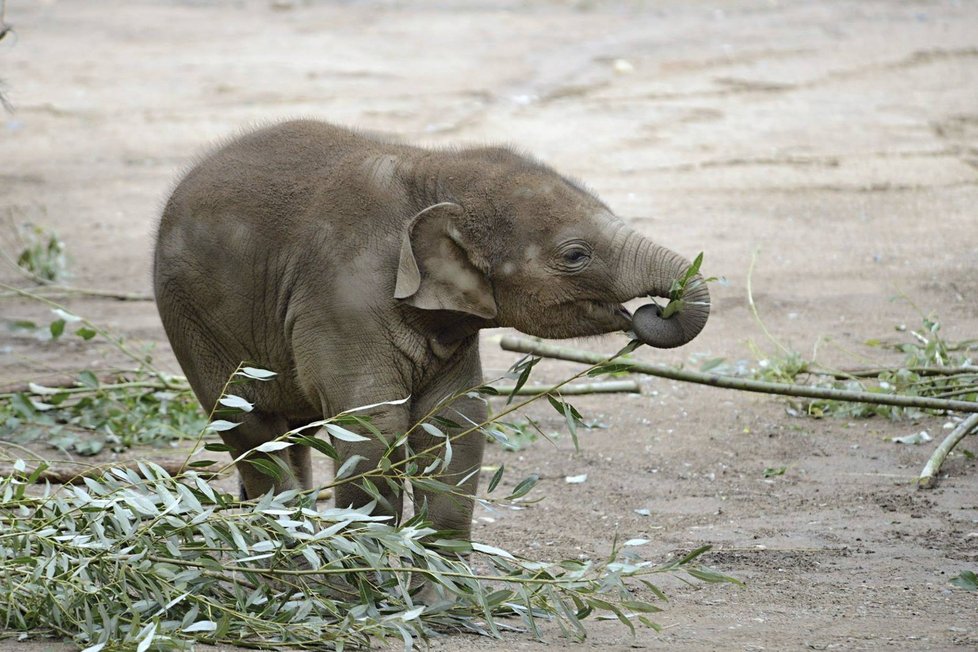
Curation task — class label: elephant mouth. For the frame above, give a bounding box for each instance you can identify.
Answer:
[551,301,634,336]
[604,302,633,331]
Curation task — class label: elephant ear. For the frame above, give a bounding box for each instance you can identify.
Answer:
[394,202,497,319]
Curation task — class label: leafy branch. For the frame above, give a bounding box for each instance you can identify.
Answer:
[0,447,736,650]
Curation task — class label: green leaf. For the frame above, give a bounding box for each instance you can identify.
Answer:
[135,622,156,652]
[218,394,254,413]
[10,393,36,419]
[51,308,81,323]
[237,366,278,380]
[431,415,462,430]
[399,606,425,622]
[471,542,516,560]
[616,339,642,357]
[49,318,66,339]
[640,579,669,602]
[676,544,713,566]
[638,615,663,632]
[548,394,583,452]
[78,370,99,388]
[359,477,388,507]
[487,464,505,493]
[951,570,978,591]
[76,327,98,340]
[659,299,683,320]
[586,597,634,634]
[669,251,704,300]
[411,477,454,494]
[254,440,291,453]
[25,461,50,484]
[687,567,743,585]
[206,419,241,432]
[507,355,541,404]
[420,422,445,438]
[182,620,218,633]
[203,442,232,453]
[291,434,338,459]
[245,457,284,481]
[621,600,662,614]
[586,362,634,377]
[334,454,366,479]
[73,439,104,456]
[432,539,473,554]
[506,474,538,500]
[324,423,370,443]
[10,319,37,330]
[763,466,787,478]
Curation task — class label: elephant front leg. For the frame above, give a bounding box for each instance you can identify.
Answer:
[409,393,487,541]
[329,404,410,523]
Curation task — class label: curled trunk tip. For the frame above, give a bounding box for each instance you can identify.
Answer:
[631,276,710,349]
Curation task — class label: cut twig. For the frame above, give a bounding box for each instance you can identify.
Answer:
[918,413,978,489]
[499,336,978,414]
[4,461,223,485]
[841,365,978,378]
[492,379,640,396]
[0,285,153,302]
[0,378,176,400]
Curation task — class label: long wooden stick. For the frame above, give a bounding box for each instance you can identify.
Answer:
[842,366,978,378]
[0,285,153,302]
[499,336,978,414]
[491,380,640,395]
[918,413,978,489]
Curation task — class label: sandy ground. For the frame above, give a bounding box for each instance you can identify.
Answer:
[2,0,978,649]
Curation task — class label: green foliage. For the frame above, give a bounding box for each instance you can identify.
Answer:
[0,284,741,649]
[660,252,716,320]
[546,394,585,452]
[950,570,978,591]
[1,378,205,456]
[482,418,544,452]
[708,314,977,420]
[14,223,69,282]
[504,355,541,404]
[2,309,206,455]
[0,451,737,649]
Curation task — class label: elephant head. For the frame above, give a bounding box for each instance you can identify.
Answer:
[393,151,710,348]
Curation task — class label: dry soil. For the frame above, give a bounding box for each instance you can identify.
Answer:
[1,1,977,650]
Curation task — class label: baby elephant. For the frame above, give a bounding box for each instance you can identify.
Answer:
[154,120,709,539]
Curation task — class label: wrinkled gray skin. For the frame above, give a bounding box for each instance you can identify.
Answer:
[154,120,709,539]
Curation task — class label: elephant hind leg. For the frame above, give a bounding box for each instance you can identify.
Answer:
[220,411,306,499]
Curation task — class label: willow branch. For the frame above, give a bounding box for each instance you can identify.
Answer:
[839,366,978,378]
[918,413,978,489]
[0,379,177,400]
[1,462,222,485]
[0,285,153,301]
[491,379,640,396]
[499,336,978,414]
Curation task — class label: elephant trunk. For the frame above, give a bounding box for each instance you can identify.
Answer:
[613,227,711,349]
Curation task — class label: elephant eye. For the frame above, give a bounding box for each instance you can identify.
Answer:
[555,244,592,272]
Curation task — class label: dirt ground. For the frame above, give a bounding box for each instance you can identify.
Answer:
[2,0,978,649]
